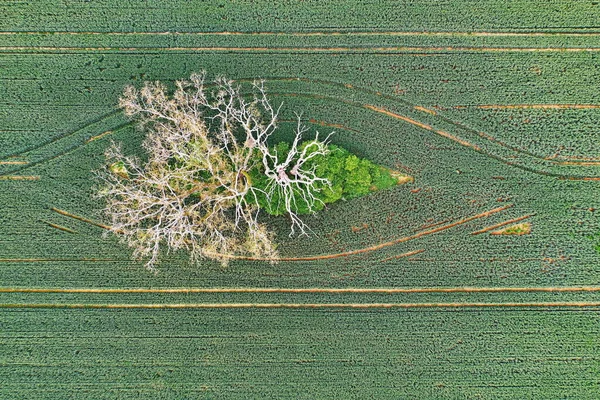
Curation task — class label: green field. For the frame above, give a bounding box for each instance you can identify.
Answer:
[2,1,600,398]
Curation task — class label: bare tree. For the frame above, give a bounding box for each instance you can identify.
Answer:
[96,72,331,271]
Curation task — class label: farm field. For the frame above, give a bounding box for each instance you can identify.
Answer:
[1,1,600,398]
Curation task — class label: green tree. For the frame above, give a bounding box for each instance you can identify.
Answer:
[247,143,403,216]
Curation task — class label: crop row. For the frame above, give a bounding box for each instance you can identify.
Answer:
[3,31,600,50]
[3,0,599,33]
[1,307,599,399]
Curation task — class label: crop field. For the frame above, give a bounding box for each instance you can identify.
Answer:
[1,1,600,398]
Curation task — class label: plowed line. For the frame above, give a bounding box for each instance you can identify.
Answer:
[2,302,600,309]
[471,214,534,235]
[2,286,599,294]
[0,161,27,165]
[1,46,599,53]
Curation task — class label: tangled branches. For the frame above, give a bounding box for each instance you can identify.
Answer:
[96,72,331,271]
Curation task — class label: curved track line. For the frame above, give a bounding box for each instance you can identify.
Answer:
[257,77,600,167]
[364,102,580,174]
[3,77,595,176]
[0,83,366,175]
[4,31,600,37]
[52,204,511,262]
[51,207,111,230]
[1,116,350,176]
[452,104,600,163]
[2,122,131,176]
[474,129,592,166]
[265,79,599,170]
[471,214,534,235]
[2,302,600,309]
[183,204,510,261]
[0,78,595,173]
[361,104,600,176]
[364,104,480,150]
[2,286,600,294]
[0,110,120,161]
[1,46,599,53]
[277,91,558,176]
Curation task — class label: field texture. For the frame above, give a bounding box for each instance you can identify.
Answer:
[1,1,600,398]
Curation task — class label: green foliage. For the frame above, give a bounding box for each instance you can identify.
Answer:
[247,142,400,215]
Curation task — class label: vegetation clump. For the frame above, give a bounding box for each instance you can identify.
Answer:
[248,142,401,215]
[96,72,405,270]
